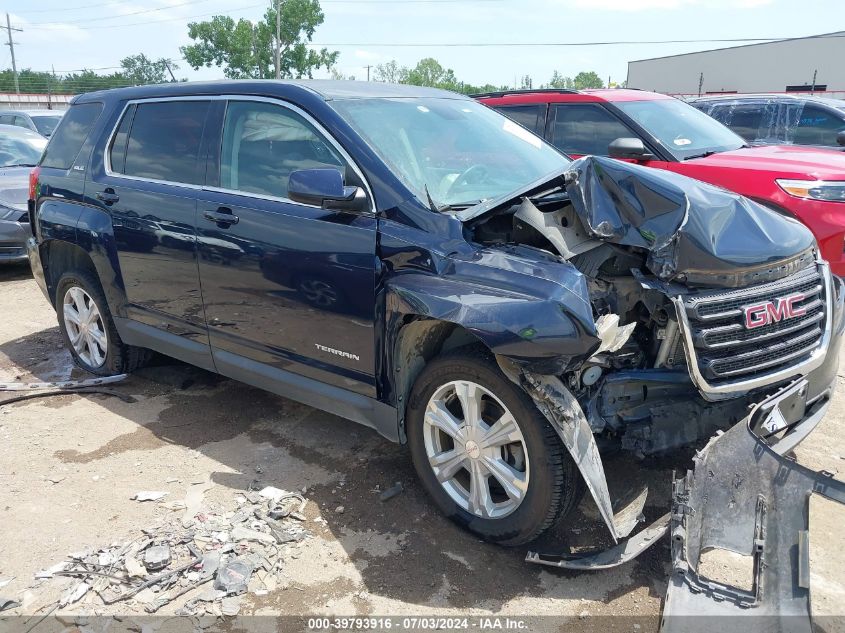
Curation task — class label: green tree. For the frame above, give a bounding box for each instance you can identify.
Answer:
[120,54,180,85]
[546,70,573,89]
[181,0,338,79]
[519,74,533,89]
[571,71,604,89]
[373,59,408,84]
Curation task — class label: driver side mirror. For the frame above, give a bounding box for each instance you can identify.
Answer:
[837,130,845,147]
[608,137,654,161]
[288,168,368,213]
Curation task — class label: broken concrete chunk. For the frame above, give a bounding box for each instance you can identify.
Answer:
[258,486,289,503]
[35,562,68,579]
[230,525,275,545]
[221,595,241,616]
[132,491,169,502]
[60,582,90,606]
[124,557,147,579]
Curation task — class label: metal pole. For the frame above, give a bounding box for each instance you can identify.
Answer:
[274,0,282,80]
[811,69,817,95]
[365,65,372,81]
[5,14,21,95]
[698,72,704,97]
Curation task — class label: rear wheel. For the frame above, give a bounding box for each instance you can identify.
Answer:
[407,348,581,545]
[56,269,152,375]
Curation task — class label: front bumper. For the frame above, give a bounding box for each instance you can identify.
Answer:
[662,380,845,632]
[0,219,30,263]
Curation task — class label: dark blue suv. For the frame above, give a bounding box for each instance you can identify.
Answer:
[27,81,844,549]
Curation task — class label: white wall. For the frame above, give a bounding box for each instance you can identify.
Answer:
[0,93,72,110]
[627,33,845,95]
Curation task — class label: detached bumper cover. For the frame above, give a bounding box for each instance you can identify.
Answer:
[27,236,49,302]
[662,381,845,632]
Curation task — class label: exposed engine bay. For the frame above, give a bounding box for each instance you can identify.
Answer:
[461,156,829,457]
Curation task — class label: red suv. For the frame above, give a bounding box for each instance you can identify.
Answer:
[476,89,845,276]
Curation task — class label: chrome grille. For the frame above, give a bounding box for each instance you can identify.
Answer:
[681,265,826,384]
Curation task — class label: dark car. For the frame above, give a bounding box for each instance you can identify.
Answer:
[690,93,845,149]
[27,81,843,592]
[0,124,46,262]
[0,109,65,138]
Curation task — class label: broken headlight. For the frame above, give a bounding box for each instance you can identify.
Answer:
[777,179,845,202]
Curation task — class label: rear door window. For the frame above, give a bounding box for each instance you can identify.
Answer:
[792,105,845,146]
[549,104,637,156]
[493,105,546,136]
[713,103,765,142]
[119,100,210,185]
[41,102,103,169]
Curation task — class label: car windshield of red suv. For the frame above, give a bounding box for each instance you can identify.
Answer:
[331,98,570,209]
[615,98,746,160]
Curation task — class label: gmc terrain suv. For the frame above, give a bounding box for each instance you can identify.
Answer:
[477,88,845,276]
[28,82,843,561]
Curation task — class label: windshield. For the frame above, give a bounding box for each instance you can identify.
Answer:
[615,98,746,160]
[0,133,46,167]
[31,115,62,136]
[330,98,570,208]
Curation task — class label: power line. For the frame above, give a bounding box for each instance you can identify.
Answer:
[25,3,268,30]
[26,0,214,26]
[310,34,845,47]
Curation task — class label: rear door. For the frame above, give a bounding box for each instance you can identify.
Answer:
[195,98,378,397]
[491,104,548,137]
[87,98,213,365]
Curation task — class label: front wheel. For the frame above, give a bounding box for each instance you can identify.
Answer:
[406,349,581,546]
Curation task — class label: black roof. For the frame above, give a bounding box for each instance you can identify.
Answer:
[75,79,468,104]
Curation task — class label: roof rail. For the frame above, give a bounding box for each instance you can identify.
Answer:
[471,88,582,98]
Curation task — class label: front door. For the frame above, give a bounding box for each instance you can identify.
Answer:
[195,99,378,396]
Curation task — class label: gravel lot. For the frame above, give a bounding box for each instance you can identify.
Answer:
[0,263,843,630]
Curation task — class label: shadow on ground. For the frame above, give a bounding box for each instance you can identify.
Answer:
[0,323,675,615]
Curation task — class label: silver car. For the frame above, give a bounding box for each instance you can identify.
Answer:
[0,124,46,262]
[0,109,64,138]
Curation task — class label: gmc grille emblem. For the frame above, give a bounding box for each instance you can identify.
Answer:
[743,293,807,329]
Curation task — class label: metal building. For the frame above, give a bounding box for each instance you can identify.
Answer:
[627,32,845,98]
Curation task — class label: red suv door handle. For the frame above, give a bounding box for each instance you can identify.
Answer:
[96,189,119,205]
[203,207,239,226]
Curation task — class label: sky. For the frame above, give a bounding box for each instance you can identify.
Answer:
[3,0,845,88]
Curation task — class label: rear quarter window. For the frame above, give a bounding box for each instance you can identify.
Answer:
[41,102,103,170]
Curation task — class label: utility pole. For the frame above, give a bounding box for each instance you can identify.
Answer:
[697,72,704,97]
[274,0,282,80]
[4,14,22,95]
[811,69,818,94]
[164,60,176,82]
[365,65,372,81]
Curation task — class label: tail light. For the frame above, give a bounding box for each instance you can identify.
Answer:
[28,166,40,201]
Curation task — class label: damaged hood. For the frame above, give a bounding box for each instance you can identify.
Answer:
[564,156,816,287]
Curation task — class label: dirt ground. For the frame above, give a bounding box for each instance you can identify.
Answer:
[0,263,843,631]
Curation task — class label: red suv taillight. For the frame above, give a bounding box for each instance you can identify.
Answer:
[28,166,40,201]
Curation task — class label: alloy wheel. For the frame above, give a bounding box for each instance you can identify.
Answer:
[423,380,530,519]
[63,286,108,368]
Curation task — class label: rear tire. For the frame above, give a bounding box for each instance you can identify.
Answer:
[55,269,152,375]
[406,348,582,546]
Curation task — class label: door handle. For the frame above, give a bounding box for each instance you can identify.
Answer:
[203,207,239,226]
[96,189,119,205]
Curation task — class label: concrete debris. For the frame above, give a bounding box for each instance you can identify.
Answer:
[60,582,90,606]
[0,578,13,590]
[335,505,345,514]
[379,482,404,502]
[132,491,169,502]
[27,488,313,617]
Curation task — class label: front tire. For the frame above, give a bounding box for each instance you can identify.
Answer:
[406,348,581,546]
[56,269,151,375]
